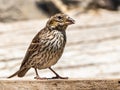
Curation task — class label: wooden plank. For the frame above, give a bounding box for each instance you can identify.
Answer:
[0,79,120,90]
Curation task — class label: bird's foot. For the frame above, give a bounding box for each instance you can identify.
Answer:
[51,75,68,79]
[34,76,48,80]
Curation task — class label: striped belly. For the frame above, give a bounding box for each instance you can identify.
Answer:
[32,42,65,69]
[30,31,66,69]
[32,46,64,69]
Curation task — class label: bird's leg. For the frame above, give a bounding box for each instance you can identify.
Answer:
[34,68,41,79]
[34,68,47,79]
[49,67,68,79]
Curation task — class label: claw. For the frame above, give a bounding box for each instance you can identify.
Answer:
[34,76,48,80]
[51,76,68,79]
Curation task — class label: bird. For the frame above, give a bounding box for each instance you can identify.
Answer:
[8,13,75,79]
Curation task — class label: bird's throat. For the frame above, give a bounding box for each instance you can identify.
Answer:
[56,25,67,31]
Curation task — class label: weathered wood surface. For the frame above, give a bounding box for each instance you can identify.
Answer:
[0,79,120,90]
[0,10,120,79]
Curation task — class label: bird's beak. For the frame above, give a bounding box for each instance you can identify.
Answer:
[65,17,75,25]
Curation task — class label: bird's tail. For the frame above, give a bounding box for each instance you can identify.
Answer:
[8,68,30,78]
[8,70,19,78]
[18,68,30,77]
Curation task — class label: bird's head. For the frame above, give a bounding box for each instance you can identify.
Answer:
[46,13,75,30]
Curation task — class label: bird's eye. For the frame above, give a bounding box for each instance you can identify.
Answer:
[57,16,62,20]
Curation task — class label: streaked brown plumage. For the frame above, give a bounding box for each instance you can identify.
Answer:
[8,13,75,79]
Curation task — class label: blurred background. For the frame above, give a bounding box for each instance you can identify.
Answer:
[0,0,120,79]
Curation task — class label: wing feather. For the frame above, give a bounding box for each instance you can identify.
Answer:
[20,32,41,68]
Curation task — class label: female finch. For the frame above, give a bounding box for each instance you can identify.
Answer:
[8,13,75,79]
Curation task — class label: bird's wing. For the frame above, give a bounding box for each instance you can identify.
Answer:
[20,32,41,68]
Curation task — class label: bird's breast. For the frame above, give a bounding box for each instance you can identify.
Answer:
[36,31,66,69]
[42,30,66,51]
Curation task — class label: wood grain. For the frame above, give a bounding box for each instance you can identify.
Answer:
[0,79,120,90]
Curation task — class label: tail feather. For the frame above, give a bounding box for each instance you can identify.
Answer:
[8,70,19,78]
[8,68,30,78]
[18,68,30,77]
